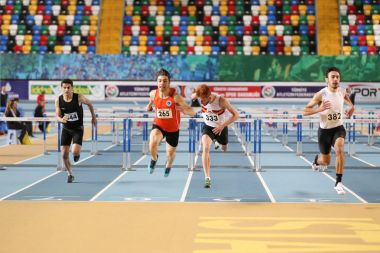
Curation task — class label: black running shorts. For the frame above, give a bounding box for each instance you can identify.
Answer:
[152,124,180,147]
[61,126,84,146]
[202,124,228,145]
[317,125,346,154]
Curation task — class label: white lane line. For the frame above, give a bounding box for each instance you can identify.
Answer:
[321,172,368,203]
[180,142,201,202]
[302,157,368,204]
[351,155,376,167]
[0,171,61,201]
[15,154,44,164]
[89,155,146,201]
[232,126,276,203]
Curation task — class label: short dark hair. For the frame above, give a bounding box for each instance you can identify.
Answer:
[61,79,74,87]
[325,67,340,78]
[156,68,171,81]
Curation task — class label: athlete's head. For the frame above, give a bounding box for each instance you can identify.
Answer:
[196,84,212,105]
[325,67,340,90]
[61,78,74,95]
[156,68,171,91]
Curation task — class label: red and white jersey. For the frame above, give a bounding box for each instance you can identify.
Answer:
[319,87,346,129]
[153,88,181,132]
[201,93,228,127]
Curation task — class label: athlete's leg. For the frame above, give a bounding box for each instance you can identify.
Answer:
[62,145,72,175]
[334,137,345,174]
[72,143,82,162]
[202,134,213,178]
[149,128,163,161]
[316,153,331,166]
[165,143,176,168]
[220,144,228,152]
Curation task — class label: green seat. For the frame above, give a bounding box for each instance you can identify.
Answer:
[299,15,307,25]
[372,5,380,14]
[164,16,172,26]
[179,45,187,54]
[300,35,309,46]
[204,26,212,36]
[164,25,172,36]
[179,36,187,46]
[173,7,180,15]
[188,16,196,26]
[236,5,244,16]
[340,16,348,25]
[17,24,26,35]
[73,25,81,35]
[82,16,90,25]
[133,6,141,16]
[227,16,236,26]
[282,5,291,15]
[48,35,56,46]
[236,46,243,55]
[252,36,260,46]
[148,16,156,26]
[351,46,359,55]
[227,25,235,35]
[122,46,130,54]
[31,45,39,53]
[41,25,49,35]
[301,46,309,55]
[13,5,21,15]
[365,25,374,35]
[284,25,292,35]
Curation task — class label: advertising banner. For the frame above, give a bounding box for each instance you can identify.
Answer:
[344,82,380,103]
[0,80,29,100]
[29,81,105,101]
[261,85,323,99]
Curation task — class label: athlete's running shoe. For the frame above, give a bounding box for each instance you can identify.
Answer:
[148,155,158,174]
[334,182,346,195]
[311,154,319,171]
[73,154,80,162]
[67,175,75,183]
[214,140,220,150]
[164,167,171,177]
[204,177,211,188]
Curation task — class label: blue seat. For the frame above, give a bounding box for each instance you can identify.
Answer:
[350,35,358,46]
[124,16,132,25]
[268,15,276,25]
[357,25,366,35]
[11,15,19,24]
[74,16,83,26]
[251,0,259,4]
[170,36,179,45]
[268,36,276,46]
[359,46,368,55]
[88,46,96,53]
[268,6,276,15]
[76,6,84,15]
[39,46,47,54]
[131,36,139,45]
[165,6,174,16]
[219,36,228,46]
[299,25,308,35]
[0,45,6,52]
[180,16,188,26]
[180,25,187,36]
[235,26,244,36]
[291,0,299,4]
[259,25,268,35]
[154,46,163,55]
[220,16,228,25]
[64,36,72,45]
[211,6,220,15]
[147,36,155,46]
[32,25,41,35]
[306,5,315,15]
[211,46,220,55]
[45,5,52,15]
[268,46,276,55]
[26,15,35,26]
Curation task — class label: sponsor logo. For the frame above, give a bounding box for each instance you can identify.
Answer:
[105,85,119,98]
[262,86,276,98]
[166,100,172,106]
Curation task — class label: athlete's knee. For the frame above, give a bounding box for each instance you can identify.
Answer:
[62,151,69,160]
[203,145,211,153]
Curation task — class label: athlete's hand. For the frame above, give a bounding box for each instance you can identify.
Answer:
[146,104,153,112]
[345,107,354,118]
[92,117,97,126]
[318,100,331,112]
[212,123,224,136]
[61,115,68,123]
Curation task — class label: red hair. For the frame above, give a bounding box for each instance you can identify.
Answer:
[196,84,211,98]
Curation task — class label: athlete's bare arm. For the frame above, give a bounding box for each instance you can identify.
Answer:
[146,90,155,112]
[79,94,97,126]
[344,93,355,118]
[303,91,330,116]
[219,96,239,127]
[174,94,195,117]
[55,98,68,123]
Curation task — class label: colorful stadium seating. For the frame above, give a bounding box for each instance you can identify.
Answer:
[122,0,317,55]
[0,0,100,54]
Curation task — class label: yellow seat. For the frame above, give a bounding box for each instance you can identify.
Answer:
[58,15,66,26]
[220,5,228,16]
[219,25,228,36]
[342,46,352,55]
[23,45,31,54]
[125,6,133,16]
[157,6,165,16]
[79,45,88,54]
[54,45,63,54]
[68,5,76,15]
[139,35,147,46]
[252,46,260,55]
[259,36,268,47]
[2,15,11,25]
[188,6,196,16]
[298,5,307,15]
[90,16,98,26]
[132,16,141,25]
[307,15,316,25]
[187,25,196,36]
[366,35,375,46]
[363,5,372,16]
[284,46,292,55]
[373,15,380,25]
[259,5,267,15]
[203,46,211,55]
[29,5,37,15]
[195,36,203,46]
[291,15,299,26]
[170,46,179,55]
[123,36,131,46]
[89,25,97,36]
[138,45,147,54]
[292,35,300,46]
[155,25,164,36]
[267,25,275,36]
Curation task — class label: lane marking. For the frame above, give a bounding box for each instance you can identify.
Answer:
[0,171,61,201]
[351,155,376,167]
[233,126,276,203]
[180,141,201,202]
[89,155,146,201]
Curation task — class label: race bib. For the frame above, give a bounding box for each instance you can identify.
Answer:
[203,112,219,123]
[64,112,79,121]
[157,109,172,119]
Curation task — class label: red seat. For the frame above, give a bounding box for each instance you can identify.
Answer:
[227,45,236,55]
[349,25,357,35]
[291,5,299,15]
[356,15,364,25]
[244,26,252,35]
[155,36,163,46]
[276,36,284,46]
[181,6,188,16]
[252,16,259,26]
[358,35,367,46]
[187,46,195,54]
[140,25,148,35]
[37,5,45,15]
[147,46,154,54]
[5,5,13,14]
[196,0,204,6]
[172,26,180,36]
[227,5,236,16]
[84,6,92,16]
[308,25,316,36]
[276,46,284,55]
[124,26,132,35]
[14,45,23,53]
[203,36,212,46]
[227,35,236,46]
[283,15,291,25]
[42,15,51,25]
[348,5,356,15]
[141,6,149,16]
[368,46,376,55]
[203,16,211,26]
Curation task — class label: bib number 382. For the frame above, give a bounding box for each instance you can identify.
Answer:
[327,113,341,120]
[157,109,172,119]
